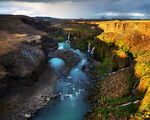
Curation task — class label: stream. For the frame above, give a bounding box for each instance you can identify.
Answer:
[32,42,90,120]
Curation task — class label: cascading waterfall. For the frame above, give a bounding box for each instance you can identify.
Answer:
[68,32,70,40]
[87,43,95,55]
[66,32,71,43]
[88,43,91,53]
[90,47,95,55]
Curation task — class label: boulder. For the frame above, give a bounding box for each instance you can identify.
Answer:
[49,50,80,67]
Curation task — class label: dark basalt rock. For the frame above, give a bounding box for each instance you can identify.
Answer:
[21,16,51,31]
[0,44,46,79]
[0,64,7,80]
[48,50,81,67]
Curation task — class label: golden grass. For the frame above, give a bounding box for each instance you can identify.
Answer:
[0,31,27,55]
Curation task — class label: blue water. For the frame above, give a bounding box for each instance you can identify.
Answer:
[33,43,89,120]
[50,58,65,77]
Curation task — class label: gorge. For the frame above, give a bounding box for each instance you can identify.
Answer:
[0,15,150,120]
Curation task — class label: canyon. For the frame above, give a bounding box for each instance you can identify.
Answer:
[0,15,150,120]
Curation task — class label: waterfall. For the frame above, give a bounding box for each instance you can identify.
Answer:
[68,32,70,40]
[90,47,95,55]
[129,80,139,97]
[88,43,91,53]
[66,32,71,44]
[116,100,140,108]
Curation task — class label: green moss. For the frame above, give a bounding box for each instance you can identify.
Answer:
[135,62,150,77]
[93,95,143,119]
[58,36,65,42]
[132,51,144,58]
[96,57,111,75]
[87,39,94,44]
[101,57,111,66]
[76,41,86,50]
[97,33,112,43]
[72,27,89,32]
[105,96,143,105]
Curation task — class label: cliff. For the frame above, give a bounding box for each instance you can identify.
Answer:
[0,15,58,119]
[0,15,83,120]
[85,20,150,119]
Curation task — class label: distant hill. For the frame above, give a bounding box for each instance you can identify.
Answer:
[35,16,61,20]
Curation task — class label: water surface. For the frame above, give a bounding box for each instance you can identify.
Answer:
[33,43,89,120]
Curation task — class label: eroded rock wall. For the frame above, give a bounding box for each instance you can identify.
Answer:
[88,20,150,119]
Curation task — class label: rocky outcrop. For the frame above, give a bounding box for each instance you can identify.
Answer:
[49,50,81,76]
[0,15,59,120]
[0,65,57,120]
[0,44,45,78]
[49,50,80,67]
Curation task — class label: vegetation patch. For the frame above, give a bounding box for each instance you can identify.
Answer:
[92,95,143,119]
[64,27,90,32]
[96,57,111,75]
[76,41,86,51]
[58,36,65,42]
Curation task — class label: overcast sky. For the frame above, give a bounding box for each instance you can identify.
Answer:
[0,0,150,19]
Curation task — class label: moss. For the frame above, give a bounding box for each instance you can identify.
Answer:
[93,96,143,119]
[101,57,111,66]
[76,41,86,50]
[104,95,143,106]
[72,27,89,32]
[87,39,94,44]
[97,33,112,43]
[64,27,90,32]
[134,62,150,78]
[58,36,65,42]
[96,57,111,75]
[139,87,150,111]
[115,40,128,50]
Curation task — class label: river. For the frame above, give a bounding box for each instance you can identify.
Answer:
[32,42,90,120]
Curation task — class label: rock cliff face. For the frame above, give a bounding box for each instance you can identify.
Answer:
[85,20,150,120]
[93,20,150,35]
[0,15,83,120]
[0,15,59,119]
[91,21,150,52]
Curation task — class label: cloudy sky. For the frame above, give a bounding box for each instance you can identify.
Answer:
[0,0,150,19]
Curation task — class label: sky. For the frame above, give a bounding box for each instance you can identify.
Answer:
[0,0,150,19]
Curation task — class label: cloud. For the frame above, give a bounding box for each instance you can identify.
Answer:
[0,0,90,2]
[0,0,150,19]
